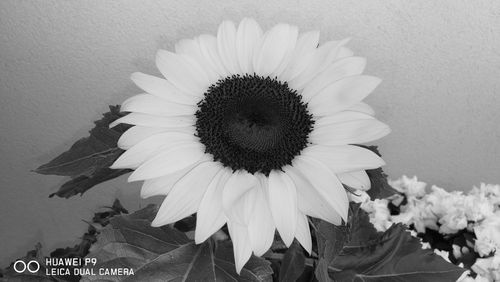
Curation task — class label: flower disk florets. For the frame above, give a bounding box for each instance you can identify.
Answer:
[195,74,314,175]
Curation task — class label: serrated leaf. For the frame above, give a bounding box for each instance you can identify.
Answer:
[330,224,466,282]
[278,240,306,282]
[82,205,272,282]
[35,106,132,198]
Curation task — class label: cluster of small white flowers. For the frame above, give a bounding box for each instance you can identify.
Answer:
[360,176,500,281]
[360,198,392,231]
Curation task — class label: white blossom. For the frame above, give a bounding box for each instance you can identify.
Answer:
[363,177,500,281]
[463,194,495,222]
[434,249,451,263]
[474,211,500,257]
[471,254,500,281]
[471,183,500,207]
[388,175,427,198]
[361,198,392,231]
[439,210,468,234]
[348,190,371,204]
[392,197,438,233]
[110,18,391,272]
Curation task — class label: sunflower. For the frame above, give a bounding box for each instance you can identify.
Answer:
[110,18,390,272]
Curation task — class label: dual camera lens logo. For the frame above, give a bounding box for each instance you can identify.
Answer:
[13,260,40,273]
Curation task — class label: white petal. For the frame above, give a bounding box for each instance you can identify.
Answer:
[217,21,241,74]
[311,113,391,145]
[272,25,299,77]
[301,145,385,173]
[111,132,197,169]
[337,170,371,191]
[289,38,350,90]
[227,185,258,226]
[253,23,298,77]
[227,222,252,274]
[279,30,320,81]
[130,72,197,105]
[295,211,312,254]
[247,175,275,256]
[347,191,370,203]
[314,111,373,126]
[337,46,354,58]
[268,170,297,246]
[222,171,258,224]
[156,49,210,95]
[128,143,206,181]
[140,163,200,198]
[121,94,196,116]
[195,168,232,244]
[109,113,194,128]
[236,18,263,74]
[117,126,171,150]
[197,34,230,77]
[292,156,349,222]
[151,161,221,226]
[308,75,382,116]
[284,165,342,225]
[175,38,221,82]
[302,57,366,101]
[347,102,375,116]
[175,38,221,83]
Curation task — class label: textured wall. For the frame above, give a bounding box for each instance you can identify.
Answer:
[1,0,499,267]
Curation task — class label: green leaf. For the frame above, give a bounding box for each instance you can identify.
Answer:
[1,200,130,282]
[91,199,129,227]
[173,215,197,232]
[330,224,466,282]
[313,204,369,282]
[49,168,131,198]
[357,146,399,200]
[82,205,273,282]
[0,243,59,282]
[313,221,349,282]
[312,205,464,282]
[214,241,274,282]
[35,106,132,198]
[278,240,306,282]
[345,204,380,245]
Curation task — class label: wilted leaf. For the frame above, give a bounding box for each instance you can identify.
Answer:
[278,240,306,282]
[50,226,97,260]
[82,205,272,282]
[92,199,129,227]
[330,224,466,282]
[35,106,132,198]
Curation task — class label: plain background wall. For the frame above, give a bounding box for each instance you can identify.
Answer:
[1,0,499,267]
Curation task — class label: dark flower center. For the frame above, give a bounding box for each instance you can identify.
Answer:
[195,74,314,175]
